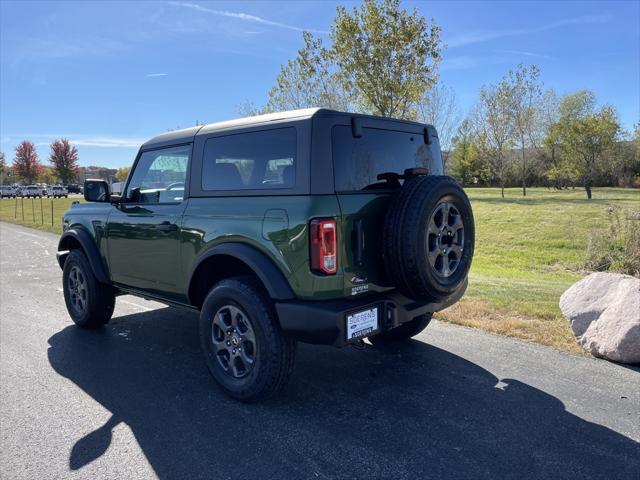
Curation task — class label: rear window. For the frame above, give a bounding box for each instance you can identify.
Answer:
[202,128,296,191]
[332,126,440,192]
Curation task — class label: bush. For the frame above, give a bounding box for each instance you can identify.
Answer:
[583,206,640,277]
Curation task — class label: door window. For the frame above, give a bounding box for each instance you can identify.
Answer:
[125,145,190,203]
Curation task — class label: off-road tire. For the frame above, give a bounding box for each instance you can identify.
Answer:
[369,314,433,344]
[199,276,296,402]
[382,175,474,301]
[62,250,115,328]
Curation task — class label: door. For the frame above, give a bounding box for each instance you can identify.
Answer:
[107,144,191,301]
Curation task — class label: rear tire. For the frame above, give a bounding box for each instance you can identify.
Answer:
[369,314,432,345]
[62,250,115,328]
[199,276,296,402]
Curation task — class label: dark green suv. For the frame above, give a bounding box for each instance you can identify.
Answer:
[57,109,474,401]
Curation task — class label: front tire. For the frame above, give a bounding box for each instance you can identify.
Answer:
[369,314,432,345]
[199,276,296,402]
[62,250,115,328]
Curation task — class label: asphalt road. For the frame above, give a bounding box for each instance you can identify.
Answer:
[0,221,638,480]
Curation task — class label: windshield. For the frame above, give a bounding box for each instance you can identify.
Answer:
[332,125,442,192]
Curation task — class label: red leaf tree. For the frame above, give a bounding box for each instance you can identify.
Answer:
[49,138,79,183]
[13,141,42,183]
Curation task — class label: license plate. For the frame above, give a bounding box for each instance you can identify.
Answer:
[346,307,378,341]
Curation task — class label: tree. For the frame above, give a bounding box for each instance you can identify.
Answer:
[0,151,6,184]
[417,83,462,169]
[449,119,487,186]
[115,167,131,182]
[13,141,42,183]
[474,81,514,197]
[331,0,442,119]
[265,32,352,113]
[38,166,58,185]
[49,139,79,183]
[549,91,622,199]
[504,64,542,196]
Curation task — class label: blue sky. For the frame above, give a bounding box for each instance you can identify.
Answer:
[1,0,638,169]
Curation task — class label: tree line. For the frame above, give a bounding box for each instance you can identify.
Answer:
[0,139,80,185]
[240,0,639,199]
[0,139,132,186]
[449,77,638,199]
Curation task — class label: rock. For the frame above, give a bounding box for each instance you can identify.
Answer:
[560,272,640,364]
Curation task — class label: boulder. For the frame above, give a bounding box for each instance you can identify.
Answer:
[560,272,640,364]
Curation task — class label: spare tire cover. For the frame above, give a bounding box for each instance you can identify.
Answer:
[382,175,474,301]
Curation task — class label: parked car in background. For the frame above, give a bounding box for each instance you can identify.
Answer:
[0,186,16,198]
[47,185,68,198]
[65,184,82,194]
[22,185,43,198]
[109,182,123,195]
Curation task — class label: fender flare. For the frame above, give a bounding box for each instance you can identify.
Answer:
[57,228,111,284]
[187,243,295,303]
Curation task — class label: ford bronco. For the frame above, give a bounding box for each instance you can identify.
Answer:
[57,109,475,401]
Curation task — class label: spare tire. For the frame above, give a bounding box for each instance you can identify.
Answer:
[382,175,474,301]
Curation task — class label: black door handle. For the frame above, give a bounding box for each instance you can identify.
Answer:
[155,223,178,232]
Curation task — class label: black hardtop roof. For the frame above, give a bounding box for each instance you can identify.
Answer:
[141,108,429,150]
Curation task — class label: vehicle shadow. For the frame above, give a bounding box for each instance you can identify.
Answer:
[47,307,640,479]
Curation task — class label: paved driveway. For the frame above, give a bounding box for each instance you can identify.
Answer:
[1,222,638,479]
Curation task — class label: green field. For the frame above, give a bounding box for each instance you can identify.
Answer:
[437,187,639,353]
[0,195,79,234]
[1,188,638,352]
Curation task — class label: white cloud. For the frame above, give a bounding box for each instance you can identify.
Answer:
[1,133,145,149]
[494,49,554,60]
[447,13,612,48]
[168,2,328,34]
[441,55,510,71]
[69,137,145,148]
[146,73,169,77]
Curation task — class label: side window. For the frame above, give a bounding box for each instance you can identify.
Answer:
[202,127,296,191]
[125,145,190,204]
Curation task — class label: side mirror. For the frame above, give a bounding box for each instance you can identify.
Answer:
[84,179,110,202]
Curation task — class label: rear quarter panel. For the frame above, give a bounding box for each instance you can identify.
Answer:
[180,195,344,300]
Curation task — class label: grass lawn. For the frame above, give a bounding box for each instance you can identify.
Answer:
[436,187,640,353]
[1,187,638,353]
[0,195,81,234]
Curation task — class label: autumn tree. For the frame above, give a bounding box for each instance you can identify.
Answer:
[49,139,79,183]
[13,141,42,183]
[0,151,6,184]
[38,166,58,185]
[115,166,131,182]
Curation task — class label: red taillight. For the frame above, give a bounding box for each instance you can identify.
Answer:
[310,218,337,275]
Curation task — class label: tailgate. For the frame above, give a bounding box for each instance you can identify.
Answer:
[337,192,394,297]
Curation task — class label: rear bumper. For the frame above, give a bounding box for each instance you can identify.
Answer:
[276,278,467,347]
